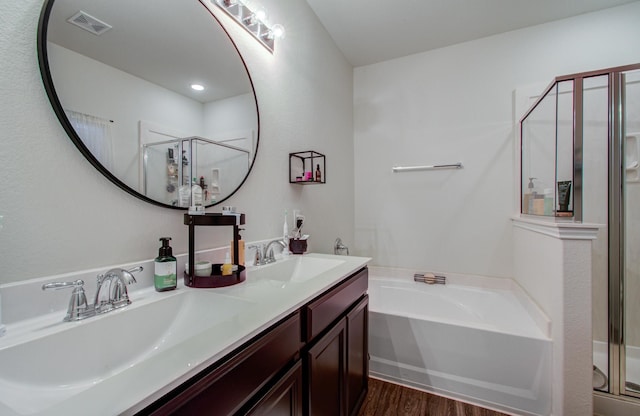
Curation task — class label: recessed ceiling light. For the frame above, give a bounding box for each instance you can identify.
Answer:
[191,84,205,91]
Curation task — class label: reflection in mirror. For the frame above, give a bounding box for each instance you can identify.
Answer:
[39,0,258,208]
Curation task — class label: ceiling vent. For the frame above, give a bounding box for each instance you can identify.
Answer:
[67,11,112,36]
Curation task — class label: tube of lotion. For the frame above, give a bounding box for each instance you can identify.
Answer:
[557,181,572,212]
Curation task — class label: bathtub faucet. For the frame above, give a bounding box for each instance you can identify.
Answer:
[413,272,446,285]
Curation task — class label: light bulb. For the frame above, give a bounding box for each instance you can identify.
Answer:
[254,8,267,21]
[191,84,205,91]
[271,24,285,39]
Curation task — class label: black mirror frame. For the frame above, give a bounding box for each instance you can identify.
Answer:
[36,0,260,210]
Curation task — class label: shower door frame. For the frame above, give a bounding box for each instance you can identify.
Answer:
[582,63,640,400]
[557,63,640,400]
[523,63,640,403]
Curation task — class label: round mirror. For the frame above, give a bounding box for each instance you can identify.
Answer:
[38,0,259,209]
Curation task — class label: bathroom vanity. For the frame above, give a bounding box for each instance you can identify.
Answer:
[141,266,369,416]
[0,254,369,416]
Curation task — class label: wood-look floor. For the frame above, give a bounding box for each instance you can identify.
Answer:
[357,378,510,416]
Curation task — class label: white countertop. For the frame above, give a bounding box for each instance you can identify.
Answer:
[0,253,369,416]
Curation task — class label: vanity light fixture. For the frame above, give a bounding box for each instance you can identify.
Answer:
[191,84,205,91]
[214,0,285,53]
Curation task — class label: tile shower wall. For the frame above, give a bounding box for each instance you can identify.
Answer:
[353,2,640,278]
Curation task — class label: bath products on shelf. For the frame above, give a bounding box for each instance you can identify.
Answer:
[543,188,554,216]
[178,183,191,207]
[221,251,233,276]
[230,229,245,266]
[188,178,204,215]
[532,195,545,215]
[315,164,322,182]
[199,176,209,205]
[283,210,290,254]
[523,177,543,214]
[185,261,212,277]
[154,237,177,292]
[191,177,203,204]
[557,180,572,212]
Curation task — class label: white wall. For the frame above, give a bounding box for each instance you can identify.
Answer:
[353,1,640,278]
[0,0,354,285]
[204,93,257,140]
[48,42,207,190]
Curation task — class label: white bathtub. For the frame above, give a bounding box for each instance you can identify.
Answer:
[368,268,552,416]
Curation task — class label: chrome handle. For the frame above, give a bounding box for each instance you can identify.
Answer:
[42,280,92,322]
[42,279,85,291]
[127,266,143,275]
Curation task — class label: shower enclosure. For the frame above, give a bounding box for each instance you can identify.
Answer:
[520,63,640,404]
[142,136,251,207]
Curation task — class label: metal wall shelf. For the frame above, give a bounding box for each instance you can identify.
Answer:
[289,151,326,184]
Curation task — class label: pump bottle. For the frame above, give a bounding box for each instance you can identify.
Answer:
[155,237,177,291]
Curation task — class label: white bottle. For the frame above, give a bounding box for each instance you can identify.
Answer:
[283,210,290,256]
[178,183,191,207]
[191,178,203,207]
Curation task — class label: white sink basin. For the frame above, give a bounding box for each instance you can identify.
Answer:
[0,290,253,415]
[248,255,346,283]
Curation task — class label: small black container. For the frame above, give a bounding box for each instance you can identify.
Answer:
[289,238,307,254]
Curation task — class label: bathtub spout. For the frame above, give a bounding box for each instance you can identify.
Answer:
[413,272,446,284]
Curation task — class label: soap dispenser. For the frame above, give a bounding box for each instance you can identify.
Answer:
[523,177,536,214]
[155,237,177,292]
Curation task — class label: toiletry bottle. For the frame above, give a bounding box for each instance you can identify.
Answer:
[283,210,290,254]
[315,164,322,182]
[221,251,233,276]
[178,182,191,207]
[230,229,245,266]
[191,177,203,207]
[543,188,554,216]
[154,237,177,292]
[199,176,209,204]
[523,177,535,214]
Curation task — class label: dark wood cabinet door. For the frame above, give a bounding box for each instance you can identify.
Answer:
[145,312,302,416]
[346,296,368,416]
[245,361,303,416]
[306,318,348,416]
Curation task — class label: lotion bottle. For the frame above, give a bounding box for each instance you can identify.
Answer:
[230,229,245,266]
[154,237,177,291]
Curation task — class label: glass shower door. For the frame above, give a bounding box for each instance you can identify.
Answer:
[581,74,610,392]
[624,69,640,397]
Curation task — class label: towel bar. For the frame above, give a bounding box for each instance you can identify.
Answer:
[392,162,463,172]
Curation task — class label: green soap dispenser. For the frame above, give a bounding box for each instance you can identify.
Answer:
[155,237,177,292]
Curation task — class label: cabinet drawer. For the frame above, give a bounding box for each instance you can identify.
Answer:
[148,312,302,416]
[303,267,367,342]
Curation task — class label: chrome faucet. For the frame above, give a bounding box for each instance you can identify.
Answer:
[42,266,142,322]
[94,267,142,314]
[249,239,287,265]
